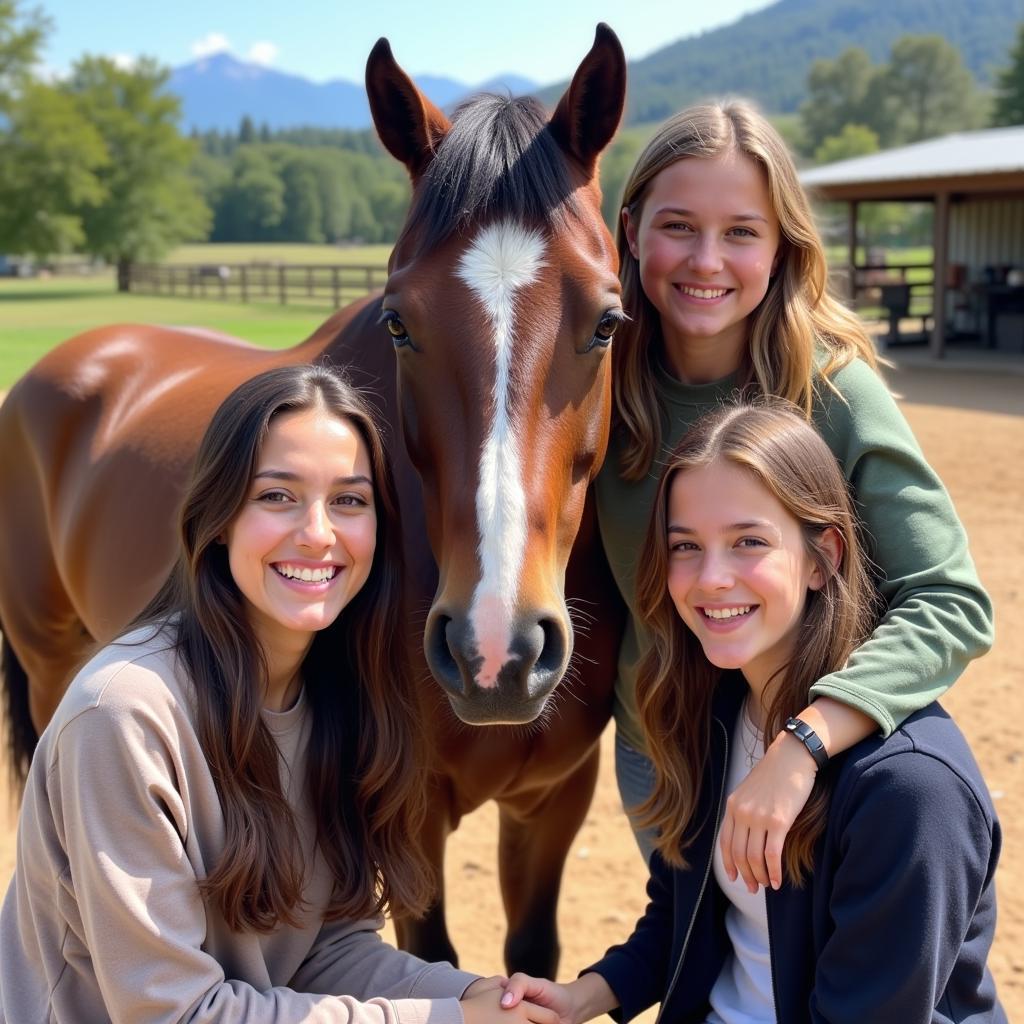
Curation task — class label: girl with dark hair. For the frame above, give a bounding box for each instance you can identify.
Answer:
[500,402,1005,1023]
[594,101,993,890]
[0,364,556,1024]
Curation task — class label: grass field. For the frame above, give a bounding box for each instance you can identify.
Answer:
[0,244,394,389]
[1,242,936,391]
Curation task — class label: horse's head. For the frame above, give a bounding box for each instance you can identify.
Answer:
[366,27,626,724]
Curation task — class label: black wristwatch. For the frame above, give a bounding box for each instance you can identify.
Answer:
[783,717,829,770]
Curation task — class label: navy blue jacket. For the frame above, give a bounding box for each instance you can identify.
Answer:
[588,676,1005,1024]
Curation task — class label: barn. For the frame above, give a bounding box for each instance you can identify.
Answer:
[801,125,1024,362]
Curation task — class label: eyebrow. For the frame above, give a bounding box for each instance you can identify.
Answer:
[254,470,373,487]
[667,520,778,534]
[655,207,768,223]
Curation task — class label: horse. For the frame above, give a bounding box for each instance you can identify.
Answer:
[0,26,627,977]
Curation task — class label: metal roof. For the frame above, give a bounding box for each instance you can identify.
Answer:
[800,125,1024,187]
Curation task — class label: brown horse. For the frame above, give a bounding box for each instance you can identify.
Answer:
[0,26,626,975]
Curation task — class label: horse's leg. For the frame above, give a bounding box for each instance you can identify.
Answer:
[0,425,93,778]
[392,777,460,967]
[0,548,93,768]
[498,744,601,978]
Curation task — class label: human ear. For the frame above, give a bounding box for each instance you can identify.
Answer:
[808,527,843,591]
[622,207,639,259]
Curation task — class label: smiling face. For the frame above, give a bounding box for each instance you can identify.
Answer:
[224,406,378,668]
[666,457,823,697]
[623,151,781,380]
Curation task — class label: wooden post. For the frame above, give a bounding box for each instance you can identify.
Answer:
[365,266,373,295]
[241,266,249,303]
[278,265,287,305]
[930,191,950,359]
[307,266,314,297]
[847,200,859,303]
[332,267,340,308]
[188,267,195,298]
[170,266,176,296]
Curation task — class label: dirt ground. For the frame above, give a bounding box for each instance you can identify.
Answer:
[0,359,1021,1020]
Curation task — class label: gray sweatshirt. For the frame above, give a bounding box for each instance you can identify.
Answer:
[0,626,476,1023]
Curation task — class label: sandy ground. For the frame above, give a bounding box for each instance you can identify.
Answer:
[0,358,1021,1020]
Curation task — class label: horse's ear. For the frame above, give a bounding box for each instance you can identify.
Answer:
[366,38,452,180]
[549,24,627,176]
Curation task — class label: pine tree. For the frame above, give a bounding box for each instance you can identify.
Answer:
[992,23,1024,126]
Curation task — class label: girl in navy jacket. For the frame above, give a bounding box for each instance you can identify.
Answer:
[499,401,1004,1024]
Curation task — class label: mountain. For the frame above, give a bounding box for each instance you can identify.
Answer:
[169,0,1022,132]
[540,0,1024,122]
[169,53,538,132]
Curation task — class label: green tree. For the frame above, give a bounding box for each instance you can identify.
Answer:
[368,180,408,243]
[814,123,879,165]
[0,82,107,255]
[880,35,982,143]
[65,56,210,289]
[800,48,876,156]
[598,127,649,229]
[278,157,324,243]
[189,150,231,215]
[0,3,111,258]
[0,0,48,107]
[992,22,1024,126]
[213,146,285,240]
[239,114,255,144]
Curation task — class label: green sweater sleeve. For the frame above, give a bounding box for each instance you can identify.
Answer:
[809,358,994,734]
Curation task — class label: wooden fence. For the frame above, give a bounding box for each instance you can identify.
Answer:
[127,262,389,307]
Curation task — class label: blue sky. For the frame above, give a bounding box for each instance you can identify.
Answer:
[37,0,773,86]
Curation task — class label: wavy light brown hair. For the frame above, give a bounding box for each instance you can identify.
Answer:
[138,364,432,931]
[613,101,879,480]
[635,401,878,884]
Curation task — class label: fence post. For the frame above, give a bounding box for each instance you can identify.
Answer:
[306,266,314,297]
[278,265,287,305]
[365,266,373,294]
[188,267,195,297]
[241,265,249,303]
[332,267,340,308]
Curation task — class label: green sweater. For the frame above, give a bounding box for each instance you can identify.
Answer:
[595,357,994,752]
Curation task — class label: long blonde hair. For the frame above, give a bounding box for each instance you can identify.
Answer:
[635,401,878,884]
[614,101,878,480]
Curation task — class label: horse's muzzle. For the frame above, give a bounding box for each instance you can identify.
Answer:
[424,609,570,724]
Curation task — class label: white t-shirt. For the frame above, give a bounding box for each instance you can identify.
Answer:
[705,700,776,1024]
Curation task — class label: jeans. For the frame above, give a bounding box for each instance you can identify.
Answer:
[613,732,658,865]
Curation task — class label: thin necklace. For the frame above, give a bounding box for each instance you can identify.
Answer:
[741,694,766,767]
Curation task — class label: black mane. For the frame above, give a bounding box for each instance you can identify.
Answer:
[401,93,581,252]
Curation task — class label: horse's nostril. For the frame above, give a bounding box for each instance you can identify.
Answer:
[426,614,461,690]
[535,616,568,675]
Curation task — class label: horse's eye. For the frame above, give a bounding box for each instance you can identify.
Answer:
[381,311,411,347]
[587,311,622,351]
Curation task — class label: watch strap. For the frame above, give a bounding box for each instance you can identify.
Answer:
[783,717,829,770]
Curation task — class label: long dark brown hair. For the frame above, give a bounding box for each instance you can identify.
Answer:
[613,101,879,481]
[635,401,878,884]
[136,364,432,931]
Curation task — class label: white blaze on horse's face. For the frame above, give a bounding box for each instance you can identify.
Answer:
[456,220,547,689]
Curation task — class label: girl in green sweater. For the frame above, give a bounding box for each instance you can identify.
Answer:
[595,101,993,892]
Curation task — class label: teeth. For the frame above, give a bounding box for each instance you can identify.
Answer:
[680,286,727,299]
[275,564,337,583]
[703,606,752,619]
